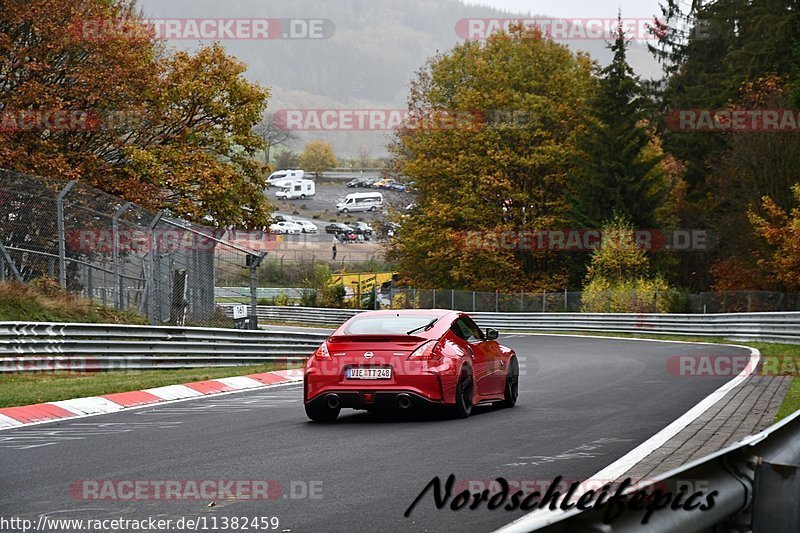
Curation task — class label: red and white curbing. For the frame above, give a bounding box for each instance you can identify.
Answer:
[0,369,303,430]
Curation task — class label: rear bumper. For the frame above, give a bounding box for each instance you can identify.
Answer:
[305,370,451,405]
[305,390,442,410]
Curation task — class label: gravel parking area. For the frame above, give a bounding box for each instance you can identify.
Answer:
[268,179,414,226]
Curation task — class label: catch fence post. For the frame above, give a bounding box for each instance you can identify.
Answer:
[147,211,163,324]
[112,202,132,309]
[57,180,77,288]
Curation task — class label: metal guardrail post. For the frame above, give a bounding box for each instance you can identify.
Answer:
[56,180,77,288]
[111,202,132,309]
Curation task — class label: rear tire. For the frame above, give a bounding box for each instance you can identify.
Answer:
[305,402,340,422]
[494,357,519,409]
[450,368,473,419]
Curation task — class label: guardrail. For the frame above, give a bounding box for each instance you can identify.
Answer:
[498,409,800,532]
[223,307,800,343]
[221,305,362,326]
[469,312,800,344]
[4,309,798,372]
[0,323,328,372]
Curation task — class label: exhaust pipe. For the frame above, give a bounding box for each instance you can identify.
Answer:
[397,394,412,410]
[325,394,341,409]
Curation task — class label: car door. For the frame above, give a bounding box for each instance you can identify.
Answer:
[461,317,504,396]
[450,318,494,397]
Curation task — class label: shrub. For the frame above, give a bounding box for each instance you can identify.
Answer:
[321,284,346,308]
[581,276,674,313]
[275,291,291,307]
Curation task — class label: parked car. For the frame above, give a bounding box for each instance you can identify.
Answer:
[325,222,354,234]
[387,181,407,192]
[347,177,370,188]
[348,222,374,235]
[303,309,518,421]
[270,221,302,234]
[273,214,293,223]
[364,177,381,188]
[336,192,384,214]
[372,179,394,189]
[293,220,318,233]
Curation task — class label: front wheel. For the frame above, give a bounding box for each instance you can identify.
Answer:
[494,357,519,409]
[342,208,349,214]
[449,368,474,419]
[305,402,340,422]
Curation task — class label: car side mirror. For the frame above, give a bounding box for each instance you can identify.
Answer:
[485,328,499,341]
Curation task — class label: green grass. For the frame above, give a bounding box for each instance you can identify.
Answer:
[0,362,302,408]
[775,379,800,422]
[502,330,800,423]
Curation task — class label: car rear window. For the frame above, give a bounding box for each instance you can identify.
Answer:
[343,314,442,335]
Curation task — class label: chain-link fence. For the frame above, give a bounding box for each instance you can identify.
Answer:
[0,169,271,328]
[288,287,800,314]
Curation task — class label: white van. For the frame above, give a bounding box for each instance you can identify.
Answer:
[336,192,384,213]
[276,179,315,200]
[267,169,305,186]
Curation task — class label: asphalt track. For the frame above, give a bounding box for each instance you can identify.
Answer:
[0,335,750,533]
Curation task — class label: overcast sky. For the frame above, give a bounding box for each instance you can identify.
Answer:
[464,0,664,18]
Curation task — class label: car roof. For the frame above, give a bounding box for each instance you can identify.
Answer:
[351,309,457,319]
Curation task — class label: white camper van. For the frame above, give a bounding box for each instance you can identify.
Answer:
[336,192,384,213]
[276,179,315,200]
[267,169,305,186]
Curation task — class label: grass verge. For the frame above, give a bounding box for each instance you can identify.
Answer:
[0,362,302,408]
[0,279,147,324]
[503,330,800,423]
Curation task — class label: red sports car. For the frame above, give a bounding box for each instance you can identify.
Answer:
[303,309,519,422]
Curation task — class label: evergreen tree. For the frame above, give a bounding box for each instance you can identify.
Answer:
[572,14,667,229]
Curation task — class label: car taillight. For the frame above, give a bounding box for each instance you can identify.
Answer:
[407,340,442,361]
[314,342,332,360]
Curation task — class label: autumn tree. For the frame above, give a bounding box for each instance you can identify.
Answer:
[254,112,297,165]
[389,25,595,291]
[749,185,800,292]
[649,0,800,290]
[274,149,300,170]
[299,141,337,178]
[0,0,272,228]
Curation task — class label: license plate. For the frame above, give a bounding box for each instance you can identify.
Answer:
[346,368,392,380]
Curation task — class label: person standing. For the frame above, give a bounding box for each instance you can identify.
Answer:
[332,240,338,260]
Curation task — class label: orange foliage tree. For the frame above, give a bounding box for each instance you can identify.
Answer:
[0,0,271,228]
[749,185,800,292]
